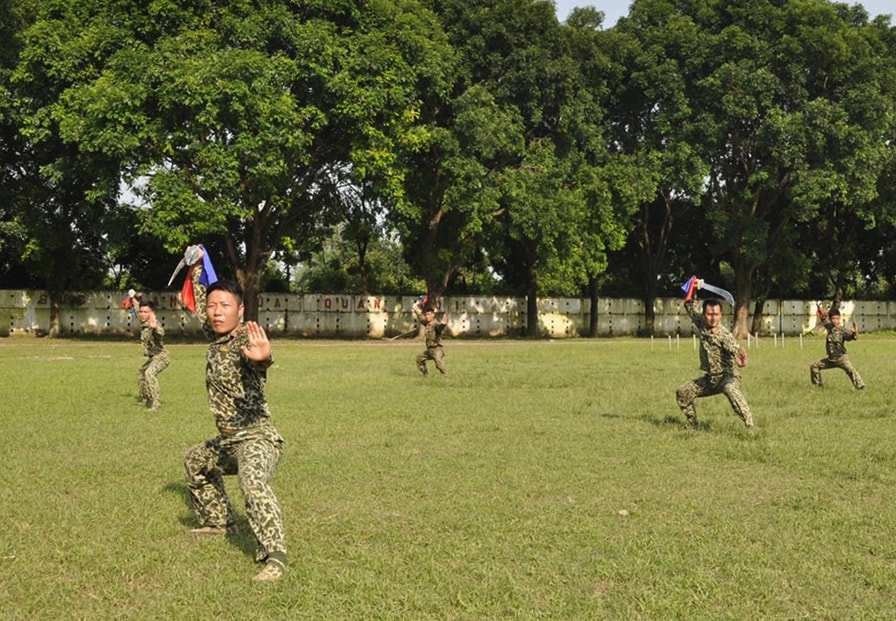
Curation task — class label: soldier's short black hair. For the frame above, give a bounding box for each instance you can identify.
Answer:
[207,280,243,305]
[702,298,723,311]
[139,300,155,310]
[423,305,434,313]
[829,308,841,317]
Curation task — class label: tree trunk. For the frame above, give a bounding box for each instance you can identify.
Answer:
[750,298,766,335]
[526,261,539,337]
[731,260,756,339]
[356,238,369,295]
[588,277,599,338]
[242,276,260,321]
[636,194,673,338]
[642,276,658,337]
[47,292,62,338]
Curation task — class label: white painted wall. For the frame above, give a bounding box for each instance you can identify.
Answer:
[2,290,893,338]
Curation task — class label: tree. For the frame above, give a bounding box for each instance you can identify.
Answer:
[683,0,896,337]
[10,0,129,334]
[561,9,649,336]
[415,0,629,335]
[607,4,711,335]
[17,0,454,319]
[0,0,31,288]
[393,80,523,299]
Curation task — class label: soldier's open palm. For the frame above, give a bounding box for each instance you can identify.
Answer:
[242,321,272,361]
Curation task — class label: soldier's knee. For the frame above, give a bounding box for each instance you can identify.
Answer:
[183,444,208,472]
[239,479,262,497]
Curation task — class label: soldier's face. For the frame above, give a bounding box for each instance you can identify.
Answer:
[206,290,244,336]
[424,311,435,323]
[137,306,153,323]
[702,304,722,329]
[831,314,841,327]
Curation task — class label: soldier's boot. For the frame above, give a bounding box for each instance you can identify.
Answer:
[681,405,699,429]
[809,365,823,387]
[254,559,285,582]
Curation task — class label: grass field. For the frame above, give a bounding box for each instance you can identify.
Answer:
[1,332,895,620]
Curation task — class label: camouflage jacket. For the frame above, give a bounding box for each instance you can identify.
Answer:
[413,302,446,349]
[685,301,742,378]
[823,322,856,360]
[192,265,274,434]
[140,323,166,358]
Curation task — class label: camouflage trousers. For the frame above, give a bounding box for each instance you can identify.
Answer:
[416,346,447,375]
[137,352,169,409]
[676,374,754,428]
[184,425,286,566]
[810,355,865,389]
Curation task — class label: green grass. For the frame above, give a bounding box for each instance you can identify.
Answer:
[1,334,896,620]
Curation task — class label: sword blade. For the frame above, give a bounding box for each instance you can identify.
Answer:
[388,328,418,341]
[698,282,735,306]
[166,258,187,287]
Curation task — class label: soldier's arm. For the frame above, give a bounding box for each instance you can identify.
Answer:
[721,331,747,367]
[684,300,702,329]
[191,264,215,341]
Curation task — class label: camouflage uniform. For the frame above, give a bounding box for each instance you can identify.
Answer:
[137,321,169,410]
[183,266,287,570]
[413,302,448,375]
[810,320,865,389]
[676,300,754,428]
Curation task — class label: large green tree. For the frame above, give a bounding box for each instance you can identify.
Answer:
[605,3,710,335]
[679,0,896,337]
[0,0,30,287]
[413,0,628,336]
[10,0,129,334]
[566,8,663,335]
[16,0,453,318]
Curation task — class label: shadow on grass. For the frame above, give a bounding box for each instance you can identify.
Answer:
[597,410,706,432]
[164,481,259,560]
[599,410,763,440]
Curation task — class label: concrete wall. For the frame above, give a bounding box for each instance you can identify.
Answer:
[2,289,894,338]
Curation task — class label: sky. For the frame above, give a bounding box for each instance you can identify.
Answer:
[553,0,894,27]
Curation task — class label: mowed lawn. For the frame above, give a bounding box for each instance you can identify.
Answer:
[1,333,895,620]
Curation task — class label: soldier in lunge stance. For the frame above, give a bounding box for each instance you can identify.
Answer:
[180,247,287,582]
[136,300,169,411]
[676,278,754,430]
[810,305,865,389]
[413,295,449,376]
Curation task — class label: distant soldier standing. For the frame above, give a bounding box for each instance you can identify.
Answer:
[676,279,754,430]
[136,300,169,411]
[810,305,865,389]
[181,247,287,582]
[413,296,449,376]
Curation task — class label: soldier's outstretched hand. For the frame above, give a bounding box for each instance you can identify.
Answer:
[735,347,748,368]
[242,321,272,361]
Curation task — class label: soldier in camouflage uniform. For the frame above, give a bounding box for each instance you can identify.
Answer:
[810,307,865,389]
[136,300,169,411]
[413,297,449,376]
[182,255,287,582]
[676,297,754,429]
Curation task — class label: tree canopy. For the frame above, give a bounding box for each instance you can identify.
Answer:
[3,0,895,336]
